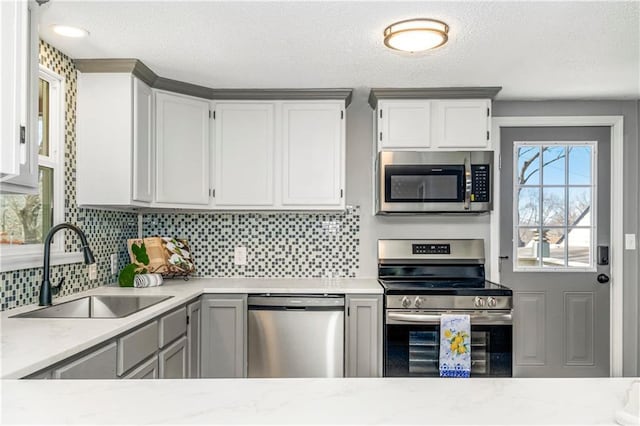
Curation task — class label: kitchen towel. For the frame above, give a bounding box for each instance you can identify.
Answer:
[439,314,471,378]
[133,273,164,288]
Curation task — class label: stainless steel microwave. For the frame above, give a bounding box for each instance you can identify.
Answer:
[376,150,493,214]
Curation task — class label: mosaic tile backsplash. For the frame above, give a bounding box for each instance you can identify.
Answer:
[0,41,137,311]
[142,207,360,278]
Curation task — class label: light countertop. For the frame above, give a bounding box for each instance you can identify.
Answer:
[2,377,638,425]
[1,277,382,379]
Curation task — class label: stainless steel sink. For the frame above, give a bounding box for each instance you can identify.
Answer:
[11,295,173,319]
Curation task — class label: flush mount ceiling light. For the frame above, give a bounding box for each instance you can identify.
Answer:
[383,18,449,53]
[51,24,89,38]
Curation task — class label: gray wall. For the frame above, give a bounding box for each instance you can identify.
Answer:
[345,95,638,376]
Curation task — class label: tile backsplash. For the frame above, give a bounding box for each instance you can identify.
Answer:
[142,207,360,278]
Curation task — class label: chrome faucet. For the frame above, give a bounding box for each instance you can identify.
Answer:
[39,223,95,306]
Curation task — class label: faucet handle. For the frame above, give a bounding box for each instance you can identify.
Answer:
[52,277,65,295]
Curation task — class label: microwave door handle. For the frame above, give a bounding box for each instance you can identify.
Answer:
[464,155,472,210]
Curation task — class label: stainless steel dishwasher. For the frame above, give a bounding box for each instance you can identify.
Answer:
[247,294,344,378]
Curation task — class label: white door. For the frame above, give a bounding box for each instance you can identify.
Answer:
[378,100,431,149]
[281,102,344,207]
[432,99,490,148]
[155,92,210,205]
[214,103,274,207]
[132,78,153,202]
[499,126,611,377]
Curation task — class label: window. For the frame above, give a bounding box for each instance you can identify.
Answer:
[0,66,66,270]
[513,142,596,271]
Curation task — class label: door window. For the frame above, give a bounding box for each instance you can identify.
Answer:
[513,142,596,271]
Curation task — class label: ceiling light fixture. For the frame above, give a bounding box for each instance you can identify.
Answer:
[383,18,449,53]
[51,24,89,38]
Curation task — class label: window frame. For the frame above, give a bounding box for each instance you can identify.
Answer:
[0,65,82,272]
[512,140,598,273]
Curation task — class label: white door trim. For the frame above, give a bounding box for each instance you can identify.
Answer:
[490,115,624,377]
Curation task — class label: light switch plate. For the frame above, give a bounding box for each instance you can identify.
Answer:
[625,234,636,250]
[110,253,118,274]
[234,246,247,266]
[88,263,98,280]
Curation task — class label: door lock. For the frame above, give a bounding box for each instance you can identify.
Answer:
[597,274,610,284]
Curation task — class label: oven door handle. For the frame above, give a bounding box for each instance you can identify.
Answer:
[386,311,513,325]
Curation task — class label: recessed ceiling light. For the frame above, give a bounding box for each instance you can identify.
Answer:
[384,18,449,53]
[51,24,89,38]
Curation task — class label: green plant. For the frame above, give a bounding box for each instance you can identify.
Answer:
[118,242,149,287]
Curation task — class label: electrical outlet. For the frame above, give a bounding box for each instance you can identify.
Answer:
[88,263,98,280]
[234,246,247,266]
[110,253,118,274]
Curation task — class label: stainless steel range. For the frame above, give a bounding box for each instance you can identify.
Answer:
[379,239,513,377]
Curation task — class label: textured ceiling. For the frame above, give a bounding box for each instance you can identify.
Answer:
[39,1,640,100]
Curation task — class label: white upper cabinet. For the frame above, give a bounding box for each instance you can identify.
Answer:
[213,103,275,207]
[432,99,491,148]
[378,100,431,149]
[0,0,38,192]
[77,73,153,207]
[371,88,500,151]
[281,102,344,208]
[212,101,346,210]
[154,91,210,206]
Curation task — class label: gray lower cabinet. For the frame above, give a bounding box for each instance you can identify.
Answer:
[159,335,187,378]
[201,294,247,378]
[345,295,383,377]
[52,342,118,379]
[117,321,159,376]
[123,355,159,379]
[187,299,202,378]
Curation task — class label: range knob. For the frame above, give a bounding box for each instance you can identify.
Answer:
[401,296,411,308]
[487,297,497,308]
[474,296,486,308]
[414,296,424,308]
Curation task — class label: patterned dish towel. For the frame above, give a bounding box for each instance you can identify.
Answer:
[133,273,164,288]
[439,314,471,378]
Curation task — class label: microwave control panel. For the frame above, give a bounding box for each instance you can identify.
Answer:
[471,165,490,202]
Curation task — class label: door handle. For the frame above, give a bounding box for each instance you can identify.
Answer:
[597,274,610,284]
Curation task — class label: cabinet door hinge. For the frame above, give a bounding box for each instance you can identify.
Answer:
[486,130,490,141]
[209,188,215,198]
[487,107,490,117]
[379,131,382,141]
[186,315,190,325]
[19,126,26,144]
[347,306,350,316]
[498,154,502,170]
[340,110,344,120]
[379,109,383,119]
[340,189,344,198]
[209,110,216,119]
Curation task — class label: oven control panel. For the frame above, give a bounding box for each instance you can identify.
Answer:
[412,243,450,255]
[385,295,513,310]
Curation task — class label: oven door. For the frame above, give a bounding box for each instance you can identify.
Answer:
[377,151,471,214]
[384,311,512,377]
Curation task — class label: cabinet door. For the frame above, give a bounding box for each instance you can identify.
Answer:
[281,102,344,207]
[187,299,202,378]
[378,101,431,149]
[201,294,247,378]
[0,0,38,190]
[159,336,187,379]
[345,295,382,377]
[432,99,491,148]
[155,92,210,205]
[132,78,153,202]
[53,342,118,379]
[123,355,158,379]
[214,103,274,206]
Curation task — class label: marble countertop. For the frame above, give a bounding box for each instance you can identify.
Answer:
[0,277,382,379]
[2,377,637,425]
